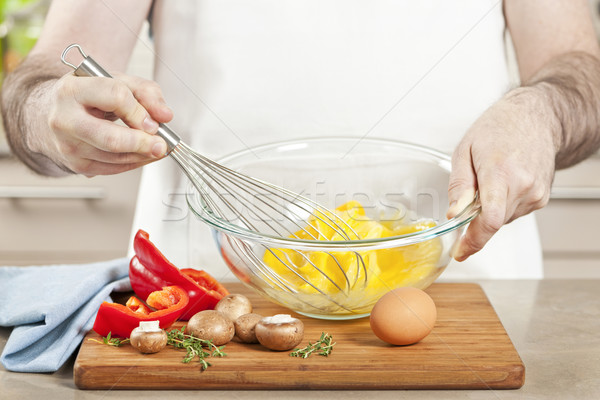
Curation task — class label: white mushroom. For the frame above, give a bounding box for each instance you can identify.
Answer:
[129,320,167,354]
[234,313,263,343]
[255,314,304,351]
[186,310,235,346]
[215,294,253,322]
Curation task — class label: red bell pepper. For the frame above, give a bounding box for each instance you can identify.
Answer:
[93,285,188,338]
[125,296,151,315]
[129,229,229,320]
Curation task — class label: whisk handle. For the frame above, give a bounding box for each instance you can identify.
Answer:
[60,43,181,154]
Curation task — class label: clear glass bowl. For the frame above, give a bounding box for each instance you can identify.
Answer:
[187,137,479,319]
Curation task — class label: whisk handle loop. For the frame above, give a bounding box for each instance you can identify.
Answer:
[60,43,181,154]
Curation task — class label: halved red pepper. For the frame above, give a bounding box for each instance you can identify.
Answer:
[126,296,151,315]
[92,285,188,338]
[129,229,229,320]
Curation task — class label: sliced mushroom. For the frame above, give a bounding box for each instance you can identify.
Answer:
[255,314,304,351]
[129,320,168,354]
[186,310,235,346]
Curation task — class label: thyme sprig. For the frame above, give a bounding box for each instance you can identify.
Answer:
[290,332,335,358]
[92,327,226,370]
[166,326,227,370]
[89,332,130,347]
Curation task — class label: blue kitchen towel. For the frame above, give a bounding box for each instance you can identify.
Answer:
[0,258,131,373]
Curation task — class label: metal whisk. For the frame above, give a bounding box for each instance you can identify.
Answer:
[61,44,368,306]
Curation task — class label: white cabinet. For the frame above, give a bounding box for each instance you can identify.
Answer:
[536,154,600,278]
[0,157,141,265]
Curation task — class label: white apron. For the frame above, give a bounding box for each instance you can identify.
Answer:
[130,0,543,281]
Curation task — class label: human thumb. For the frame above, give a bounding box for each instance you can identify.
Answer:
[447,187,476,219]
[447,147,477,219]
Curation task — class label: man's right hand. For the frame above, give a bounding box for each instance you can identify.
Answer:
[32,73,173,176]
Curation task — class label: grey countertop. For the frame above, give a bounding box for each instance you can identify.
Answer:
[1,279,599,399]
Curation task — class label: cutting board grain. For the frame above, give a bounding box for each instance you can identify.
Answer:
[74,283,524,390]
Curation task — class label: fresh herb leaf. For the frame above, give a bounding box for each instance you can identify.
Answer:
[166,325,227,370]
[89,332,130,347]
[290,332,336,358]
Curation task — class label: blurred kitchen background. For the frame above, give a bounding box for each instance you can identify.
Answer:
[1,0,599,278]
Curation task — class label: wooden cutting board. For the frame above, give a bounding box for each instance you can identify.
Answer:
[74,282,524,390]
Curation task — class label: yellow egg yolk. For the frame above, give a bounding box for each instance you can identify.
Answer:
[263,200,442,300]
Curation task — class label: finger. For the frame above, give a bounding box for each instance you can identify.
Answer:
[115,74,174,123]
[54,111,167,158]
[87,108,119,121]
[453,173,508,261]
[447,187,476,220]
[505,186,550,224]
[89,121,167,157]
[68,143,155,165]
[78,159,153,176]
[71,76,159,134]
[56,137,150,164]
[447,144,477,219]
[505,170,551,224]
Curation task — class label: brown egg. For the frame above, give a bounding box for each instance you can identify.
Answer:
[369,287,437,345]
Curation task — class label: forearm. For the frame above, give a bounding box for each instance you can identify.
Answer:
[520,51,600,169]
[1,0,153,177]
[448,0,599,261]
[1,54,69,176]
